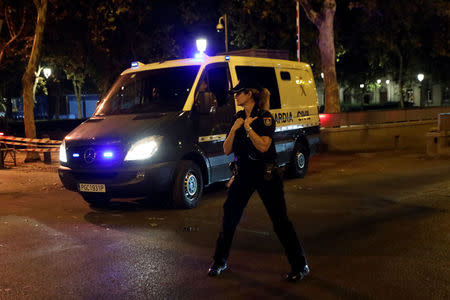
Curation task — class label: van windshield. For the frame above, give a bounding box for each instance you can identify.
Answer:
[95,65,200,116]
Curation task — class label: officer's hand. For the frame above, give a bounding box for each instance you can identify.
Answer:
[231,118,244,132]
[244,116,258,130]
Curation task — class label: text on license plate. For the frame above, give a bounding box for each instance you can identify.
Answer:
[78,183,106,193]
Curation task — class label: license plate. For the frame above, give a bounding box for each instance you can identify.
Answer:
[78,183,106,193]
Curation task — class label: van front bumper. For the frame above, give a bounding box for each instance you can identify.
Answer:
[58,161,177,198]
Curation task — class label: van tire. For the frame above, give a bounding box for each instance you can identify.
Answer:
[80,193,111,207]
[288,143,309,178]
[171,160,203,209]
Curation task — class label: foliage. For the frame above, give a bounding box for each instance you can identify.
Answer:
[217,0,319,63]
[342,0,450,86]
[1,0,449,114]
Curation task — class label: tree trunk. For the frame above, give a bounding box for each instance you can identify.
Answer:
[299,0,340,113]
[55,96,60,120]
[318,8,340,113]
[73,81,82,119]
[21,0,48,162]
[397,51,405,108]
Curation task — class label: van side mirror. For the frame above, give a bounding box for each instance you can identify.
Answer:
[195,92,217,115]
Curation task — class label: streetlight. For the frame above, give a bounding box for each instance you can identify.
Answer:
[376,79,381,84]
[216,14,228,53]
[43,67,52,79]
[417,73,424,106]
[360,84,364,88]
[417,73,424,82]
[386,79,390,85]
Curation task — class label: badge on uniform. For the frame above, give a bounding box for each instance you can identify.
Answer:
[263,117,272,126]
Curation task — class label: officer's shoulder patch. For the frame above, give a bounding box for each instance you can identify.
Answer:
[263,117,273,127]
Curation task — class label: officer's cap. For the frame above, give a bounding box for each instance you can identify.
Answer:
[229,77,262,94]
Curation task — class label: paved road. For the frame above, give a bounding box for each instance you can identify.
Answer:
[0,151,449,299]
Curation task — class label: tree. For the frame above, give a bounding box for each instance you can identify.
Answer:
[298,0,340,113]
[0,3,25,67]
[44,23,94,119]
[22,0,47,162]
[348,0,450,107]
[214,0,318,60]
[64,56,90,119]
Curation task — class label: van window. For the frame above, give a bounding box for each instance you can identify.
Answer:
[95,65,200,116]
[206,63,231,107]
[194,63,234,135]
[280,71,291,80]
[235,66,281,109]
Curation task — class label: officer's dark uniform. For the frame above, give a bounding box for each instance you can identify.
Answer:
[213,104,307,272]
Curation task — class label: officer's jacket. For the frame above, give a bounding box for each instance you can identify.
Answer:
[230,105,277,164]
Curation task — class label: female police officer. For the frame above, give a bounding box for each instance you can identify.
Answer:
[208,78,310,282]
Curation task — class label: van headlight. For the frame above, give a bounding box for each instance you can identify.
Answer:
[124,136,162,161]
[59,140,67,163]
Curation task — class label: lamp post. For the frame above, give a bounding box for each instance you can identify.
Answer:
[296,1,300,62]
[216,14,228,53]
[376,80,381,103]
[359,84,365,108]
[417,73,424,106]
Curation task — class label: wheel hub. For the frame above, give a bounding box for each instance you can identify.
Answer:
[184,172,198,199]
[296,152,305,169]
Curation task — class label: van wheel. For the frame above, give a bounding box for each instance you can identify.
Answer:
[171,160,203,209]
[80,193,111,207]
[288,143,309,178]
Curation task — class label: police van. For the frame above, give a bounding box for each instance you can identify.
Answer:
[58,54,320,208]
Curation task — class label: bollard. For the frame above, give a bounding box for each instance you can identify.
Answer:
[42,134,52,164]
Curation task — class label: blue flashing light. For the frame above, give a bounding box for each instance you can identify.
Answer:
[194,52,203,59]
[103,151,114,158]
[131,61,139,68]
[72,153,80,158]
[225,56,230,61]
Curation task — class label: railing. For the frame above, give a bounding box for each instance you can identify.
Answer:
[319,107,450,128]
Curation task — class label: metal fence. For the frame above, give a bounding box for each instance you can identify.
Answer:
[319,107,450,128]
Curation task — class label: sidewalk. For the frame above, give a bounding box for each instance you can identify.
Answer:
[0,151,60,172]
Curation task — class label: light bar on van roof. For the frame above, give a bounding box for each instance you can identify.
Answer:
[131,61,143,68]
[225,56,230,61]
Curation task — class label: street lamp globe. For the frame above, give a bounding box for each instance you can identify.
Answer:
[360,84,364,88]
[376,79,381,84]
[417,73,424,82]
[216,18,224,31]
[386,79,390,85]
[43,67,52,79]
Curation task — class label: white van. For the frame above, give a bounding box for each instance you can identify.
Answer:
[58,54,320,208]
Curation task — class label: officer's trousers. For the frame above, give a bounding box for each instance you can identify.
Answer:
[213,168,307,270]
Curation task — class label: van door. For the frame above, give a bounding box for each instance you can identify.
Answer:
[234,65,292,165]
[193,62,235,183]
